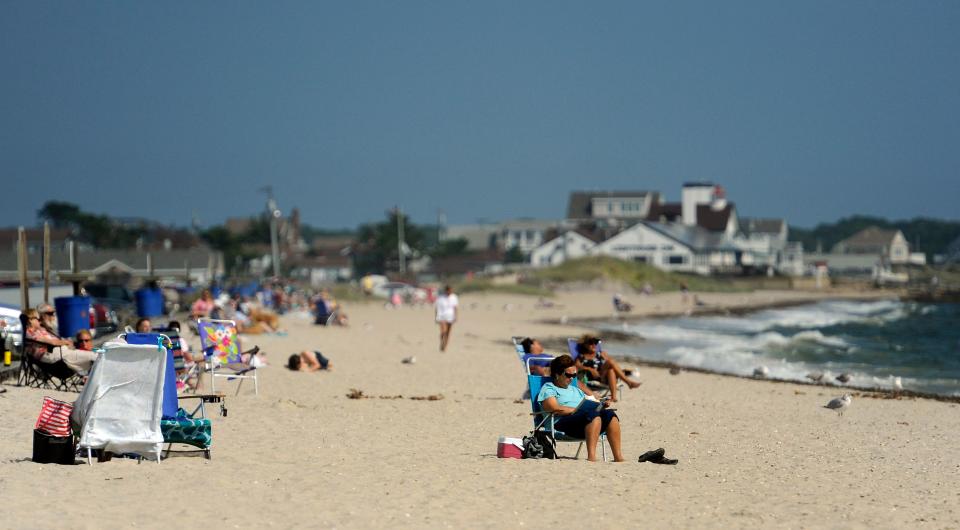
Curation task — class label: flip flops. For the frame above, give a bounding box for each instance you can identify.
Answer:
[638,447,678,465]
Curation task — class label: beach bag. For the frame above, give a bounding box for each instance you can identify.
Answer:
[522,432,557,459]
[35,396,73,437]
[521,434,543,459]
[33,397,75,464]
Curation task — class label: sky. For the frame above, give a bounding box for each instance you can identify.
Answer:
[2,1,958,231]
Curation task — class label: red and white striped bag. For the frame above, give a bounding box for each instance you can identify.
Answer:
[35,396,74,437]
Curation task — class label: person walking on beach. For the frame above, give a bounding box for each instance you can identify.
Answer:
[434,285,458,352]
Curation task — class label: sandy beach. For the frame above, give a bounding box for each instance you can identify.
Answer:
[2,287,958,529]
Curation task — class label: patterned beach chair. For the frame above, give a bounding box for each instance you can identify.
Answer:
[526,358,607,462]
[197,318,260,395]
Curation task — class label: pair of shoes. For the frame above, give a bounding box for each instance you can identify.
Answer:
[637,448,665,462]
[652,456,678,465]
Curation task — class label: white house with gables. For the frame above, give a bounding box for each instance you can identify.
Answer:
[530,231,597,267]
[589,221,739,275]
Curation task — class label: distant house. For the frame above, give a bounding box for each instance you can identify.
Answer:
[443,219,561,254]
[736,217,804,276]
[832,228,913,264]
[529,230,598,267]
[0,227,76,254]
[589,221,739,275]
[566,190,661,227]
[0,247,224,285]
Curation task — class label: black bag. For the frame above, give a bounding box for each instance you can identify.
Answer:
[535,431,557,459]
[522,431,557,459]
[32,429,76,465]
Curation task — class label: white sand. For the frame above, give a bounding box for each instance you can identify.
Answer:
[2,288,958,529]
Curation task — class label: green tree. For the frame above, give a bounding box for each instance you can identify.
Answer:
[354,210,427,275]
[431,237,469,258]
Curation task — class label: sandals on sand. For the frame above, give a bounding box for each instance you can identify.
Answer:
[638,448,678,465]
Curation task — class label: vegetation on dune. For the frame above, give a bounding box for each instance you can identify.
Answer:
[527,256,759,293]
[453,279,553,297]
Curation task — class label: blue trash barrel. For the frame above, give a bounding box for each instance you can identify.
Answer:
[54,296,91,340]
[135,288,165,318]
[125,333,178,419]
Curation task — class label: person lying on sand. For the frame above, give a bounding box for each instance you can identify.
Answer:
[537,354,625,462]
[576,335,641,402]
[287,351,332,372]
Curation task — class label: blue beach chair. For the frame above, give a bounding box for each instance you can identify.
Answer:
[526,357,607,461]
[125,333,224,459]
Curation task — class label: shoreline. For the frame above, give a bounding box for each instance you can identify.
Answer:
[537,292,960,403]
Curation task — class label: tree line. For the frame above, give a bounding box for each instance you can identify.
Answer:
[790,215,960,259]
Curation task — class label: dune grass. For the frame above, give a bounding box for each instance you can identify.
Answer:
[527,256,756,292]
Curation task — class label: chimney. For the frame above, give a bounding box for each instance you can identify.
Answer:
[681,182,714,226]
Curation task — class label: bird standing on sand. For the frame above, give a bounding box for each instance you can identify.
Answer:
[753,366,769,378]
[806,372,825,383]
[892,376,903,392]
[836,373,852,384]
[824,394,852,416]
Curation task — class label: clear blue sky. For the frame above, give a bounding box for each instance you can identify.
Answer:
[2,1,958,230]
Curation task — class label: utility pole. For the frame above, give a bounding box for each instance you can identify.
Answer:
[397,206,406,274]
[260,186,281,278]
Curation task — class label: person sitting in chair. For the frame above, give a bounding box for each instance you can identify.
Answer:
[576,335,641,402]
[537,354,625,462]
[74,329,94,351]
[24,309,98,374]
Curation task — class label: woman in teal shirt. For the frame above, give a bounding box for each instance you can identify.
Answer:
[537,355,625,462]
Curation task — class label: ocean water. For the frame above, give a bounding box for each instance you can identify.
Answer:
[600,300,960,397]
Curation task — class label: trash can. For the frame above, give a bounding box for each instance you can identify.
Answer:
[54,296,91,339]
[135,288,164,318]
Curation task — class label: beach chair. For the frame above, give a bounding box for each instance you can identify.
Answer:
[314,298,339,326]
[72,341,166,464]
[197,318,260,395]
[124,333,224,460]
[567,338,623,400]
[526,357,607,461]
[15,314,84,392]
[152,326,200,393]
[510,336,553,376]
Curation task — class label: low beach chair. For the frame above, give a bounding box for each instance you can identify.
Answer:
[197,318,260,395]
[72,341,166,464]
[124,332,224,460]
[567,338,623,400]
[526,358,606,461]
[15,314,84,392]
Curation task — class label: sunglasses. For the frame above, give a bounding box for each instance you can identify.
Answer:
[43,312,55,316]
[562,371,578,378]
[78,338,93,343]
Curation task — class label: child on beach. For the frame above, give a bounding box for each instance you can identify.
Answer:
[286,351,332,372]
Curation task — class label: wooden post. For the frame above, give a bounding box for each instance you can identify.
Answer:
[70,240,81,296]
[43,222,51,304]
[18,227,29,311]
[185,259,192,287]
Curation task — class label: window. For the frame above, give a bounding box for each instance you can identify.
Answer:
[663,255,686,265]
[633,256,648,264]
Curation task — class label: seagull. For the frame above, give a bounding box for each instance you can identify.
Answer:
[824,394,852,416]
[892,376,903,392]
[836,373,852,384]
[806,372,825,383]
[753,366,769,378]
[401,356,416,365]
[669,367,681,376]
